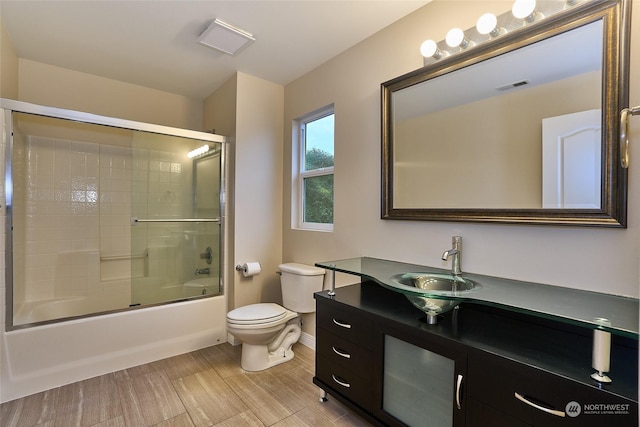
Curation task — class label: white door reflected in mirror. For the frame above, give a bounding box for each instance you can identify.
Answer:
[542,109,601,209]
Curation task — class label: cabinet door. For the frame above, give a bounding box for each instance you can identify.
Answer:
[374,321,467,427]
[468,349,638,426]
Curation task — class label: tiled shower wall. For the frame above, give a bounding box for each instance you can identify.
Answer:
[12,134,196,307]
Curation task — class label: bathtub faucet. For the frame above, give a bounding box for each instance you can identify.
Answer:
[195,268,210,276]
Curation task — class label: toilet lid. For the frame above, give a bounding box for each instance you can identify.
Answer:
[227,303,287,325]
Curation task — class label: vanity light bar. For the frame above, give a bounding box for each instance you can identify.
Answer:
[421,0,588,64]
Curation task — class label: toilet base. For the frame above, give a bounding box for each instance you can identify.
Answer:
[239,319,301,371]
[240,342,295,371]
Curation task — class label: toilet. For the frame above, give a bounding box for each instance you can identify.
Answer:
[226,263,325,371]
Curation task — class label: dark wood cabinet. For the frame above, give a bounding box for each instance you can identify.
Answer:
[315,294,375,412]
[468,349,638,426]
[313,282,638,427]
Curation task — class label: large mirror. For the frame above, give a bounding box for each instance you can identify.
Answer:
[382,0,630,226]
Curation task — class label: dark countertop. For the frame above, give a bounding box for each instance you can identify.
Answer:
[315,281,639,402]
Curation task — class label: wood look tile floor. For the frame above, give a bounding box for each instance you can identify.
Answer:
[1,343,373,427]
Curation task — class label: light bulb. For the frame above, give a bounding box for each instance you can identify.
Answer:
[420,39,448,59]
[476,13,498,36]
[420,39,438,57]
[446,28,465,48]
[512,0,537,21]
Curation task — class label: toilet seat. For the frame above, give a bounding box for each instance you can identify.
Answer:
[227,303,289,326]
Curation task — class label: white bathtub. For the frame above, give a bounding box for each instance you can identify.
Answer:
[12,296,121,326]
[12,277,222,326]
[182,277,221,296]
[1,295,227,403]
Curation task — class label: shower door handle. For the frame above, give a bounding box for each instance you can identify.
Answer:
[131,217,220,224]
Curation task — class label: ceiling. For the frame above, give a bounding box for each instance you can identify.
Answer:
[0,0,431,100]
[395,19,602,120]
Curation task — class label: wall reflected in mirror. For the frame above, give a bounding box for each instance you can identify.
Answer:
[392,20,601,210]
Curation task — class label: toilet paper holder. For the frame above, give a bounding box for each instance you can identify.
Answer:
[235,262,261,277]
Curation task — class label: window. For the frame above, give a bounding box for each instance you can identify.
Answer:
[294,106,334,231]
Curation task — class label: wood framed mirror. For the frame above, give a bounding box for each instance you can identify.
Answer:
[381,0,630,227]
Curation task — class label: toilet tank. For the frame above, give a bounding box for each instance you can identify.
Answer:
[279,263,325,313]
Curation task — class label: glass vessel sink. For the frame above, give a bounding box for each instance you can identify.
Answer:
[389,273,478,324]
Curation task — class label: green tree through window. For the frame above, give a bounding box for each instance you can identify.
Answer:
[304,147,334,223]
[298,109,334,229]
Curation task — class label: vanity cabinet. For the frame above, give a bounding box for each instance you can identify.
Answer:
[313,282,638,427]
[315,300,375,411]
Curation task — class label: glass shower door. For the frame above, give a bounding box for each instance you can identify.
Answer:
[129,134,223,306]
[5,102,226,329]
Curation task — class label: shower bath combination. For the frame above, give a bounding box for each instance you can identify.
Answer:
[2,98,228,330]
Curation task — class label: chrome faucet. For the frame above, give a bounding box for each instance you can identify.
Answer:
[442,236,462,275]
[195,267,210,276]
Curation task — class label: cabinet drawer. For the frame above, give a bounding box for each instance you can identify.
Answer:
[316,300,374,349]
[316,354,373,411]
[468,351,638,426]
[316,327,372,378]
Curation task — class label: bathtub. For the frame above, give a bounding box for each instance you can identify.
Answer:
[1,295,228,403]
[12,296,120,326]
[182,277,221,296]
[12,277,222,327]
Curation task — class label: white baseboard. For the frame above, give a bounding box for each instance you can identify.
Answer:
[298,331,316,350]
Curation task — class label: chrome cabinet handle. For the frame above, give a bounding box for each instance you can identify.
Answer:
[332,319,352,329]
[455,374,463,410]
[332,374,351,388]
[515,392,565,417]
[332,346,351,359]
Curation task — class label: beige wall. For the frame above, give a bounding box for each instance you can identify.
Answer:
[283,0,640,331]
[0,20,18,99]
[204,73,285,311]
[395,71,601,208]
[18,59,202,130]
[232,73,284,309]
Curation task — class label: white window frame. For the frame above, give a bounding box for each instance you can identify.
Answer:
[292,105,334,232]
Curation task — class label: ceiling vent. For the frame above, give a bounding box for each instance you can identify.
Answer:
[198,18,255,55]
[496,80,530,91]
